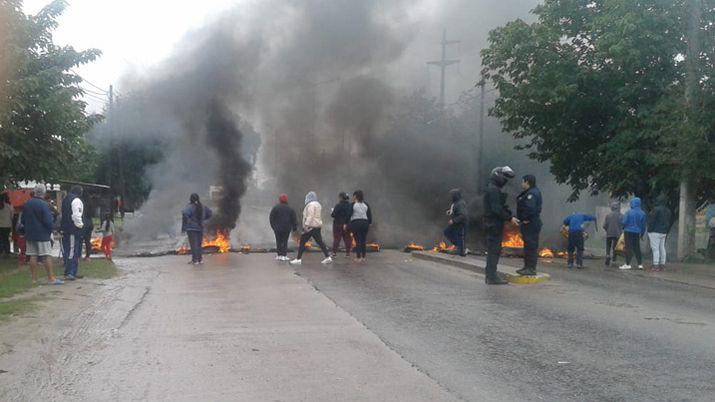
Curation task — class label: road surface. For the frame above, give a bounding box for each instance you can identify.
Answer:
[1,251,713,401]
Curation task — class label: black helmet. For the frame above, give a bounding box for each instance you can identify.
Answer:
[490,166,515,188]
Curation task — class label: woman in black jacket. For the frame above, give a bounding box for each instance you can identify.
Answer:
[269,193,297,261]
[330,192,353,257]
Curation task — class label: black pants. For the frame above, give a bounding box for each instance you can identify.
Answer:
[297,228,329,259]
[443,224,467,256]
[605,236,618,262]
[350,219,370,258]
[187,231,203,263]
[274,231,290,257]
[332,223,352,255]
[567,231,584,267]
[520,219,541,270]
[624,232,642,265]
[0,227,11,254]
[708,228,715,259]
[485,224,504,279]
[83,228,93,259]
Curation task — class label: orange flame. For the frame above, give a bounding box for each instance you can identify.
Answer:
[501,228,524,248]
[539,248,554,258]
[405,242,425,251]
[431,241,457,253]
[367,243,381,251]
[176,230,231,254]
[91,237,103,252]
[240,244,251,253]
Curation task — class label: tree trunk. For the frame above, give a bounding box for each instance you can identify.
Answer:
[677,0,702,260]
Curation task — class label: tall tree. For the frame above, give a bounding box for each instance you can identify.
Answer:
[0,0,101,184]
[481,0,714,257]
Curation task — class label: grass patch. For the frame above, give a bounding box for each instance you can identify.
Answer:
[0,256,117,322]
[0,296,44,322]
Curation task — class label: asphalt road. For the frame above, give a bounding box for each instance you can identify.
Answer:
[1,250,713,401]
[296,251,715,401]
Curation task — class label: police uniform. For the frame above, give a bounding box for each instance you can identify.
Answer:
[483,180,512,282]
[516,186,542,272]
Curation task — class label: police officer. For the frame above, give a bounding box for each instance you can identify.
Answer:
[516,174,542,276]
[483,166,517,285]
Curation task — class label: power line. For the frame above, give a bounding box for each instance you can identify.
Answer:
[70,69,109,93]
[427,29,460,110]
[80,87,109,97]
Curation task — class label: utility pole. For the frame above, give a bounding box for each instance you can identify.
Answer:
[677,0,702,260]
[427,29,460,110]
[476,78,486,192]
[108,85,115,216]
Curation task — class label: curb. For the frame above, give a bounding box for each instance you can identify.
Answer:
[411,251,550,284]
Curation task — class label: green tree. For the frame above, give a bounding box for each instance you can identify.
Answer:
[481,0,714,257]
[0,0,101,184]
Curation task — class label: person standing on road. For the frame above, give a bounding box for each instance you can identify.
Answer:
[349,190,373,262]
[562,212,596,269]
[290,191,332,266]
[443,189,468,257]
[331,192,353,257]
[516,175,542,276]
[620,197,646,271]
[181,193,213,265]
[60,185,85,281]
[603,202,623,267]
[483,166,517,285]
[81,198,94,261]
[647,195,672,272]
[0,193,13,255]
[707,203,715,259]
[22,184,63,285]
[269,193,298,261]
[100,213,115,261]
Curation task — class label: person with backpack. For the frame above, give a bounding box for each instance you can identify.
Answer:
[443,189,468,257]
[647,195,672,272]
[619,197,647,271]
[603,202,624,267]
[269,193,298,261]
[330,192,353,257]
[290,191,332,266]
[181,193,213,265]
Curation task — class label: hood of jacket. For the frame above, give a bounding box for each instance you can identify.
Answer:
[305,191,317,205]
[450,189,462,203]
[630,197,641,209]
[610,202,620,211]
[655,194,667,206]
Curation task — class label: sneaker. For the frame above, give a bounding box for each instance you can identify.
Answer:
[289,259,302,266]
[577,265,584,269]
[516,268,536,276]
[275,255,282,260]
[74,275,84,279]
[485,276,509,285]
[637,265,644,270]
[619,264,631,270]
[65,275,76,281]
[649,266,659,272]
[321,256,333,264]
[193,262,200,266]
[49,278,64,285]
[567,264,574,270]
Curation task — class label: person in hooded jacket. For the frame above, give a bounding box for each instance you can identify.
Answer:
[269,193,297,261]
[443,189,468,257]
[603,202,623,267]
[290,191,332,265]
[620,197,646,270]
[330,192,353,257]
[483,166,518,285]
[516,175,542,275]
[181,193,213,265]
[562,212,597,269]
[647,195,672,272]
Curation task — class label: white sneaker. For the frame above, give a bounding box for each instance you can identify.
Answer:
[278,256,287,261]
[289,259,302,265]
[321,256,333,264]
[637,265,644,270]
[619,264,632,270]
[275,255,282,260]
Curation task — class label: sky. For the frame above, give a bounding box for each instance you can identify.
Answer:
[23,0,241,112]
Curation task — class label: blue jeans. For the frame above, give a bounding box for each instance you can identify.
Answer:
[187,231,203,263]
[443,224,466,255]
[63,233,82,277]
